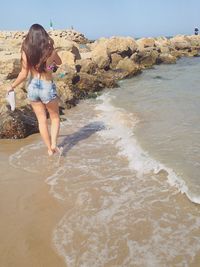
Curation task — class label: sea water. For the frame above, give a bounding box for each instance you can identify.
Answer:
[9,57,200,267]
[111,56,200,203]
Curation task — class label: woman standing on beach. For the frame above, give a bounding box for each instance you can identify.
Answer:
[7,23,62,156]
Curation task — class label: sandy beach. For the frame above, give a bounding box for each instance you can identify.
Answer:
[1,135,200,267]
[0,136,66,267]
[1,95,200,266]
[0,22,200,266]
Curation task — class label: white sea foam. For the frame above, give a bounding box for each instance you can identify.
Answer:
[50,158,200,267]
[95,93,198,203]
[9,142,44,173]
[9,141,63,174]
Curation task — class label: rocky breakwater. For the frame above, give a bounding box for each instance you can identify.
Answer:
[0,32,200,139]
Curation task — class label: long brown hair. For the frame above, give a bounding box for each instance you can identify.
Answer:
[22,24,54,72]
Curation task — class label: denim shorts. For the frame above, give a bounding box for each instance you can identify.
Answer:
[27,78,57,104]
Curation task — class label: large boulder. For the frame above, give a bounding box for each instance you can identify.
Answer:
[72,73,105,95]
[72,72,118,99]
[96,71,119,88]
[115,58,140,76]
[57,41,81,59]
[58,51,76,69]
[106,36,138,57]
[53,38,79,50]
[186,35,200,48]
[110,53,123,69]
[57,45,81,75]
[170,35,191,50]
[56,81,77,109]
[156,53,177,64]
[90,36,138,69]
[76,58,97,74]
[6,59,21,79]
[0,106,38,139]
[155,37,171,53]
[136,38,156,50]
[49,29,89,44]
[132,49,159,68]
[0,55,21,79]
[91,42,110,69]
[80,51,92,60]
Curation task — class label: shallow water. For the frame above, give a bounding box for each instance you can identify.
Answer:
[8,58,200,267]
[111,56,200,204]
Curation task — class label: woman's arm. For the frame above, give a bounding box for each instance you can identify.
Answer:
[8,51,29,92]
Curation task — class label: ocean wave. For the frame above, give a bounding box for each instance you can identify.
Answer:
[95,93,199,204]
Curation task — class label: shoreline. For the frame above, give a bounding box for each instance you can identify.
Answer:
[1,73,200,265]
[1,32,200,139]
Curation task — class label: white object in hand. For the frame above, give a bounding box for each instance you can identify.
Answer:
[6,91,16,111]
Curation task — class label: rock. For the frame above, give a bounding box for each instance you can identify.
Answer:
[132,49,159,68]
[106,36,138,57]
[90,36,138,69]
[187,35,200,47]
[0,29,89,45]
[56,45,81,76]
[136,38,156,49]
[80,51,92,60]
[170,35,191,50]
[56,81,77,108]
[155,37,171,53]
[76,58,97,74]
[96,69,128,83]
[49,29,89,44]
[7,59,21,79]
[187,49,199,57]
[57,42,81,61]
[73,73,104,95]
[0,57,21,79]
[115,58,140,76]
[0,30,199,139]
[96,71,119,88]
[91,42,110,69]
[156,53,177,64]
[72,72,118,99]
[0,106,38,139]
[58,51,76,69]
[71,46,81,60]
[110,53,123,69]
[170,50,185,58]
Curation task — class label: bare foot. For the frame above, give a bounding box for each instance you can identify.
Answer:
[48,149,54,156]
[51,146,63,155]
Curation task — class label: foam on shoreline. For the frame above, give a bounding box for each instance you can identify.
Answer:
[95,93,200,204]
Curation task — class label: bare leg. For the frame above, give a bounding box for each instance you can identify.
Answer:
[46,98,60,151]
[31,101,53,155]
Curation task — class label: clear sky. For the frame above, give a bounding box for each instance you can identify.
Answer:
[1,0,199,39]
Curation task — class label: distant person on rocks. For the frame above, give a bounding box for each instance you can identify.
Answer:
[7,23,62,156]
[50,19,54,31]
[194,27,199,35]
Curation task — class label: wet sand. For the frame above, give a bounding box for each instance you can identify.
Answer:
[0,136,66,267]
[1,99,200,266]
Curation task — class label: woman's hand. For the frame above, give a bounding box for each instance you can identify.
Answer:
[7,86,14,93]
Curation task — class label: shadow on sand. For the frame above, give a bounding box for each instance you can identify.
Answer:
[58,121,106,156]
